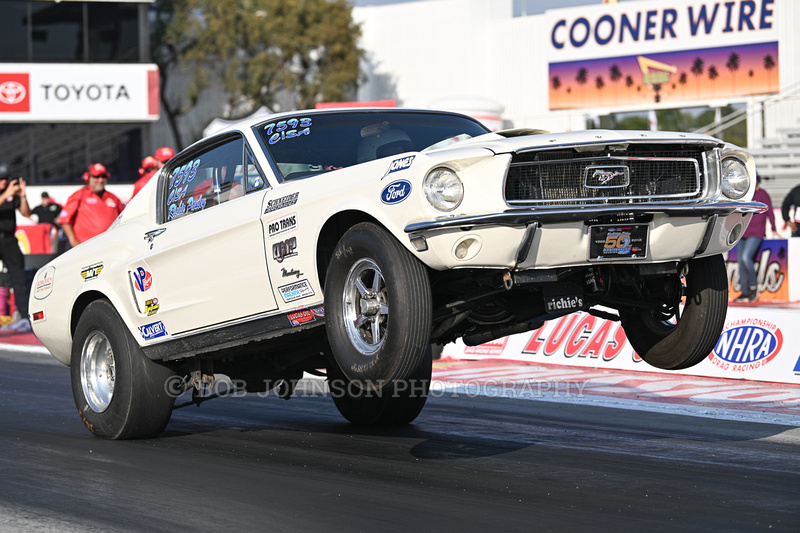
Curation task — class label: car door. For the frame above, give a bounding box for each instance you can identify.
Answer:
[138,134,278,336]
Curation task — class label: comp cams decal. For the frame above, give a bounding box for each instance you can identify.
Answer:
[278,279,315,303]
[80,262,103,281]
[709,317,783,372]
[381,179,411,205]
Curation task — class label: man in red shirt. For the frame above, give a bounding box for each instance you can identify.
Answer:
[58,163,124,247]
[131,146,175,199]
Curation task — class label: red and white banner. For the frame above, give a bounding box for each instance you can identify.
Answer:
[0,63,159,122]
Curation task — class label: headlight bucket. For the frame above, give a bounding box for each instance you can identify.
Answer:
[720,157,750,199]
[423,167,464,211]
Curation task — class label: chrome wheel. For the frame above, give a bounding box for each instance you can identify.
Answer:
[80,331,116,413]
[343,258,388,355]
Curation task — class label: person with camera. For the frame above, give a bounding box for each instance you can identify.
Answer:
[0,164,32,332]
[58,163,124,248]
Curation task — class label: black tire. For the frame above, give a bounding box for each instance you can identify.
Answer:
[328,347,432,426]
[621,254,728,370]
[70,300,176,439]
[324,222,432,389]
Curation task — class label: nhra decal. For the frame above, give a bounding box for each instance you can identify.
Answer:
[264,117,312,145]
[381,179,411,205]
[385,155,415,176]
[522,313,631,362]
[272,237,297,263]
[709,318,783,372]
[139,321,167,341]
[144,298,160,316]
[34,266,55,300]
[287,309,315,326]
[278,279,315,303]
[267,212,297,239]
[311,305,325,317]
[80,262,103,281]
[131,267,153,292]
[264,192,299,214]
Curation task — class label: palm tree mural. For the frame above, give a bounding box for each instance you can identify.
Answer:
[551,76,561,107]
[726,52,740,94]
[609,64,622,104]
[595,75,605,104]
[691,57,704,98]
[576,67,588,105]
[625,74,634,100]
[764,54,776,89]
[679,72,688,98]
[708,65,719,96]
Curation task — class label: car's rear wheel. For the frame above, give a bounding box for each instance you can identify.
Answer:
[324,222,432,389]
[328,347,432,425]
[71,300,176,439]
[621,254,728,370]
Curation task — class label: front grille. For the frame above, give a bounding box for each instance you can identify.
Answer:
[504,146,707,205]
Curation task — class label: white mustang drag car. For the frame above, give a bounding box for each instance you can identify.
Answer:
[30,108,765,438]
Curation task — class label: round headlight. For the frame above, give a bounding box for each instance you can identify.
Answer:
[424,168,463,211]
[721,158,750,199]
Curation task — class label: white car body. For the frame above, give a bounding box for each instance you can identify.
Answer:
[29,108,765,437]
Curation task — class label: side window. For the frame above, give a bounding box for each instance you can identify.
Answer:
[245,148,267,193]
[163,136,245,222]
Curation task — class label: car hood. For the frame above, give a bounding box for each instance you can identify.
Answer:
[457,129,724,156]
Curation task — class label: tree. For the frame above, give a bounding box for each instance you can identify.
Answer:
[151,0,364,148]
[726,52,740,93]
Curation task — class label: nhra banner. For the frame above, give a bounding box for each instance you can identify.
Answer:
[442,305,800,385]
[0,63,159,122]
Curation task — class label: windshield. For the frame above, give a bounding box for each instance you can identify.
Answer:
[254,110,490,180]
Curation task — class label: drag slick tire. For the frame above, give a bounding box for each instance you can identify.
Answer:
[328,347,432,426]
[324,222,432,389]
[70,300,176,439]
[621,254,728,370]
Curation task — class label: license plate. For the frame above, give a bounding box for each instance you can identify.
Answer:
[588,224,648,261]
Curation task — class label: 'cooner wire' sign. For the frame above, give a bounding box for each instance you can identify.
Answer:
[0,63,159,122]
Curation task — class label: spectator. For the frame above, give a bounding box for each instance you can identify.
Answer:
[0,164,32,331]
[735,176,776,303]
[781,183,800,237]
[131,156,159,198]
[154,146,175,167]
[31,191,62,227]
[58,163,124,248]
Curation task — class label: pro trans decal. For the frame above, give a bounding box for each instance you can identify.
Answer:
[709,317,783,372]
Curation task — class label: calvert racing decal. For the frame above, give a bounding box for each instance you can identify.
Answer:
[131,267,153,292]
[139,320,167,341]
[278,279,315,303]
[287,309,316,326]
[385,155,415,176]
[34,265,55,300]
[264,192,299,214]
[381,179,411,205]
[709,317,783,372]
[267,212,297,239]
[80,262,103,281]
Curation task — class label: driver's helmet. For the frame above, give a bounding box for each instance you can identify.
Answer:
[357,127,413,163]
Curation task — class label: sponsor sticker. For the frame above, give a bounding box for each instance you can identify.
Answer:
[264,192,299,214]
[34,266,55,300]
[139,321,167,341]
[272,237,297,263]
[80,262,103,281]
[131,267,153,292]
[278,279,315,303]
[267,212,297,239]
[385,155,415,176]
[709,318,783,372]
[144,298,160,316]
[311,305,325,317]
[0,73,30,112]
[381,179,411,205]
[287,309,316,326]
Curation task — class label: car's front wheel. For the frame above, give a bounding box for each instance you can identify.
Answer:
[621,254,728,370]
[324,222,432,390]
[70,300,176,439]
